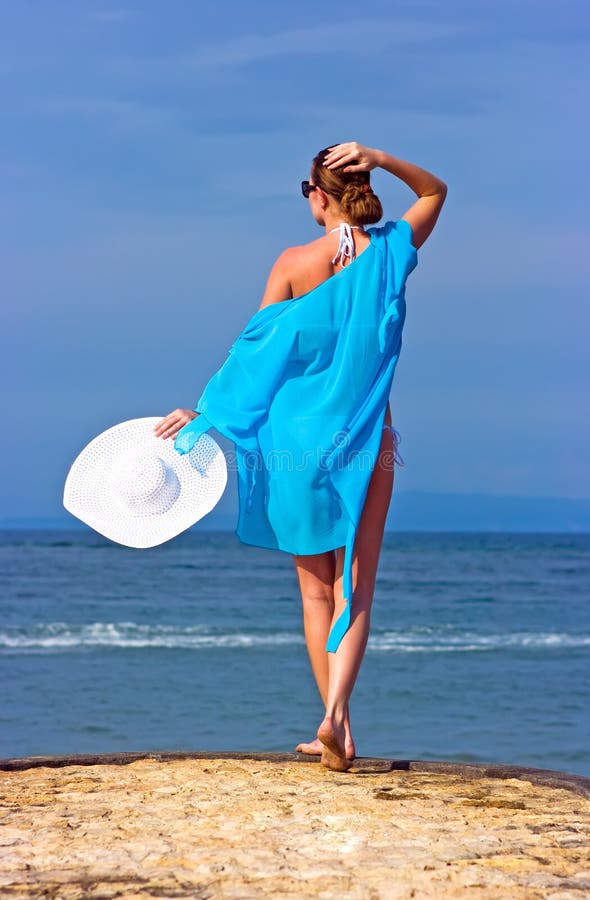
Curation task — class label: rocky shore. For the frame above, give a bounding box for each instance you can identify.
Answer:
[1,751,589,898]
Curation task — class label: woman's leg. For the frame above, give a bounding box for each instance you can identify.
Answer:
[318,410,395,770]
[292,550,356,758]
[292,549,334,704]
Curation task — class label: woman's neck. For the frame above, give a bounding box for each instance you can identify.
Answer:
[323,217,363,235]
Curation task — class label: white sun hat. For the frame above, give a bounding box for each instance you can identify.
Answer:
[63,417,227,548]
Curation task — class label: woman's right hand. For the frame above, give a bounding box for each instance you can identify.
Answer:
[322,142,382,173]
[153,408,199,441]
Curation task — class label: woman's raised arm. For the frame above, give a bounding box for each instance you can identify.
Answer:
[322,142,447,250]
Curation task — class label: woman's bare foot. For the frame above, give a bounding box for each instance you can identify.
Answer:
[317,716,352,772]
[321,745,351,772]
[296,707,356,759]
[295,734,356,760]
[295,738,323,756]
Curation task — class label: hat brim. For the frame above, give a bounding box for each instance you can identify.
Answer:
[63,417,227,548]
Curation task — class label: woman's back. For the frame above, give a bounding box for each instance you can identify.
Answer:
[287,228,373,300]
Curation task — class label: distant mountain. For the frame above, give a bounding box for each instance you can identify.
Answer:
[385,491,590,533]
[2,491,589,533]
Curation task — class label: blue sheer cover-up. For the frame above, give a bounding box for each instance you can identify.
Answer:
[174,220,418,652]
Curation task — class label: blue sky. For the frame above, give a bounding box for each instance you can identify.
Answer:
[1,1,588,521]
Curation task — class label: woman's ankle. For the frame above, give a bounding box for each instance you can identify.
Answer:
[324,703,347,724]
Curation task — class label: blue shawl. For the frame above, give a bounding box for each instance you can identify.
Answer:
[174,219,418,651]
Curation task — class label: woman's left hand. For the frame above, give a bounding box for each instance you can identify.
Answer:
[322,142,381,173]
[153,408,199,440]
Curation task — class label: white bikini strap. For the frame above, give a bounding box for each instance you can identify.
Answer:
[330,222,358,268]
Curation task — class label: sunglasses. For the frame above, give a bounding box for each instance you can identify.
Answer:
[301,180,318,198]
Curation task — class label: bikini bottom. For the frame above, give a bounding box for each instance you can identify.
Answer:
[382,424,405,467]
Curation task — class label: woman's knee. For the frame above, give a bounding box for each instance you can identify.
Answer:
[300,583,335,610]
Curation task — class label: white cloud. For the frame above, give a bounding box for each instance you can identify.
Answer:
[107,20,466,79]
[184,21,463,68]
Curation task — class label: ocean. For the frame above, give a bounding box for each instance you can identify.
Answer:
[1,530,589,776]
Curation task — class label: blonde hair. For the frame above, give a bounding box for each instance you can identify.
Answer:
[311,146,383,226]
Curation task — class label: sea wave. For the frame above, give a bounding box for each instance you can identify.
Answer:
[1,622,589,652]
[371,630,590,651]
[0,622,302,650]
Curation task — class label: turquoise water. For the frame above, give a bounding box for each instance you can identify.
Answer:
[1,530,589,776]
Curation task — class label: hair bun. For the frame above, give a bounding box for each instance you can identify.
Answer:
[311,146,383,226]
[341,181,367,201]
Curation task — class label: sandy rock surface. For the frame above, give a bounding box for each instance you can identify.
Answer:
[1,757,590,899]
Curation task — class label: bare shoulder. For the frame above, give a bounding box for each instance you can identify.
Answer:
[275,244,305,269]
[281,236,327,265]
[281,235,330,275]
[257,246,300,311]
[267,244,310,289]
[258,233,348,311]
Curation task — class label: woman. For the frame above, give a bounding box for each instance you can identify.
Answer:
[155,141,447,771]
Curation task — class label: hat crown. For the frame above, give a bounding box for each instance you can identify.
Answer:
[109,448,180,516]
